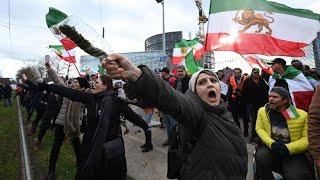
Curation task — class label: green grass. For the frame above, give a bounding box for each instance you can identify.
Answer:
[23,109,77,180]
[0,97,135,180]
[0,99,21,179]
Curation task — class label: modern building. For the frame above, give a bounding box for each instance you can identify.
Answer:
[145,31,182,57]
[79,50,167,74]
[121,51,167,72]
[79,55,100,74]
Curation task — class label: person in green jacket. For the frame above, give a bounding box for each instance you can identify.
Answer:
[255,86,310,180]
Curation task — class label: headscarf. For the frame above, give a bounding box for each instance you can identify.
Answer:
[188,69,220,93]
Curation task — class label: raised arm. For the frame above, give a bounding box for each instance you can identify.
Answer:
[102,54,203,128]
[40,83,90,104]
[45,62,66,86]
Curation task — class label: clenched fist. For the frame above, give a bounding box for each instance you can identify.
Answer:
[100,53,142,82]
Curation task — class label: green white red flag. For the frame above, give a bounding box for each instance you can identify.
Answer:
[281,105,300,120]
[172,38,203,74]
[269,66,314,111]
[49,45,76,63]
[206,0,320,56]
[245,56,273,75]
[46,7,77,52]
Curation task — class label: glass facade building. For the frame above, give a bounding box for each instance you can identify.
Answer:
[145,31,182,57]
[79,55,100,74]
[79,50,167,74]
[121,51,167,71]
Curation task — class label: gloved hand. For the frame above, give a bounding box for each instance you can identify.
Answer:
[271,141,290,158]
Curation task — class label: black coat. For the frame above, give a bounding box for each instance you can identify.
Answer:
[42,84,149,179]
[2,85,12,98]
[126,67,248,180]
[242,76,269,108]
[176,75,191,94]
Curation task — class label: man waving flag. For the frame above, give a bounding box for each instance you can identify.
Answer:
[205,0,320,56]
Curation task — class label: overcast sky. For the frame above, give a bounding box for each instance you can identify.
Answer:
[0,0,319,78]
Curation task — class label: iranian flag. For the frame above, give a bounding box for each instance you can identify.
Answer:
[172,38,203,74]
[49,45,76,63]
[269,66,314,111]
[206,0,320,56]
[46,7,77,51]
[281,105,300,121]
[245,56,273,75]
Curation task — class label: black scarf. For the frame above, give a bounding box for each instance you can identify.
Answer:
[78,91,113,179]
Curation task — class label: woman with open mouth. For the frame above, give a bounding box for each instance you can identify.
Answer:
[103,53,248,180]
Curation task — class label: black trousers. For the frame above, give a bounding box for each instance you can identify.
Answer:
[30,108,45,128]
[229,99,249,131]
[48,125,80,174]
[255,145,310,180]
[247,104,260,137]
[37,109,60,142]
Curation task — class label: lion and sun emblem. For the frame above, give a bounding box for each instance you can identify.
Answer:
[232,9,275,35]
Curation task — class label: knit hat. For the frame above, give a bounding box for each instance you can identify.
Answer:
[76,77,90,89]
[188,69,220,93]
[270,86,291,100]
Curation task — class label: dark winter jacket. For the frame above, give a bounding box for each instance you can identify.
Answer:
[242,76,269,108]
[41,83,149,179]
[176,75,191,94]
[126,67,248,180]
[3,85,12,98]
[25,80,44,110]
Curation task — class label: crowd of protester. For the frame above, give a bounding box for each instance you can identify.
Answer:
[2,55,320,179]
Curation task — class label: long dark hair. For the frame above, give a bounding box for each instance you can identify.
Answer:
[100,75,113,91]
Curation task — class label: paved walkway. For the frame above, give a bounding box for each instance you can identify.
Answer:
[123,107,255,180]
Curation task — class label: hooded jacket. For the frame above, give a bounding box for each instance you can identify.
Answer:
[126,67,248,180]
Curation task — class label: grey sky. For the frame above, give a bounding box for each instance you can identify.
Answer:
[0,0,319,78]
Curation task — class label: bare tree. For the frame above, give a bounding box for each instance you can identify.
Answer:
[16,66,34,82]
[17,55,79,83]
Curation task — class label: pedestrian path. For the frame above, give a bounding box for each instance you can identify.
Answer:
[123,121,256,180]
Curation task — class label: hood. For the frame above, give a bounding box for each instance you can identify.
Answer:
[188,69,220,93]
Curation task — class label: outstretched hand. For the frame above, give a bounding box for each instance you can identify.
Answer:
[101,53,142,82]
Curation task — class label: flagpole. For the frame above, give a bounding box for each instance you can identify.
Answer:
[65,49,81,76]
[240,54,254,69]
[67,63,71,77]
[73,63,81,76]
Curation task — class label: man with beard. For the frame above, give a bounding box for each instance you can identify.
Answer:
[268,58,314,112]
[175,65,190,94]
[227,68,249,136]
[242,68,269,142]
[255,86,310,180]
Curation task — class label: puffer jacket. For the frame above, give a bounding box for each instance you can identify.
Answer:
[126,66,248,180]
[256,106,308,155]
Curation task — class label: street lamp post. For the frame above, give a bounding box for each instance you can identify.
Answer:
[162,0,166,55]
[156,0,166,55]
